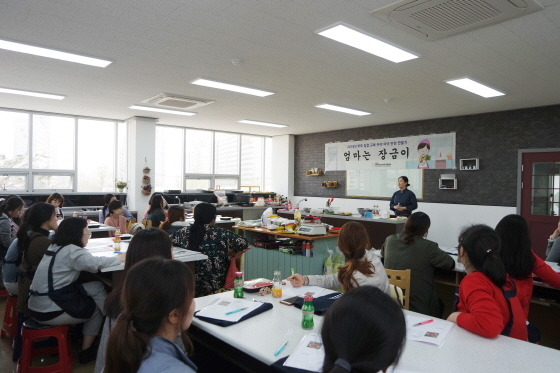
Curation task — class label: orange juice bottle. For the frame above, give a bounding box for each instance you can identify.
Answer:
[272,270,282,298]
[114,229,121,252]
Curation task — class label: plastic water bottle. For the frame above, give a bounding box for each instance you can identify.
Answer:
[114,229,121,252]
[233,272,244,298]
[301,295,314,330]
[272,270,282,298]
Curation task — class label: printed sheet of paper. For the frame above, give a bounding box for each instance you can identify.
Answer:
[282,286,325,298]
[405,315,454,346]
[283,334,324,372]
[195,298,262,322]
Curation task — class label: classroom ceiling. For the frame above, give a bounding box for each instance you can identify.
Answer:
[1,0,560,136]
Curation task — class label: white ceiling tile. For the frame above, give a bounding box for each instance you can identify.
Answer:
[129,0,182,16]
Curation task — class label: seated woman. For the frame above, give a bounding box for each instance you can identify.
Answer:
[99,194,133,223]
[46,192,65,220]
[159,205,189,236]
[103,200,128,236]
[3,208,32,295]
[172,203,248,297]
[146,194,167,228]
[495,215,560,319]
[94,228,174,373]
[546,218,560,262]
[104,257,197,373]
[381,212,455,317]
[28,218,125,363]
[17,203,59,316]
[447,225,527,341]
[321,286,406,373]
[288,222,390,294]
[0,196,25,287]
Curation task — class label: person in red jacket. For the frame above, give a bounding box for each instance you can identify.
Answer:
[447,225,528,341]
[495,214,560,318]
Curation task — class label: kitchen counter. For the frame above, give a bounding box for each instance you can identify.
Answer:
[277,211,405,249]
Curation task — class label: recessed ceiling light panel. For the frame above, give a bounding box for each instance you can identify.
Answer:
[239,119,288,128]
[446,78,505,98]
[0,39,112,67]
[316,104,371,116]
[0,87,65,100]
[129,105,196,116]
[192,79,274,97]
[317,24,419,63]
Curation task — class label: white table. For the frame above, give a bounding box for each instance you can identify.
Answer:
[192,288,560,373]
[86,237,208,272]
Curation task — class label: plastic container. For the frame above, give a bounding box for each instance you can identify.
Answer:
[301,295,314,330]
[114,229,121,252]
[234,272,244,298]
[272,271,282,298]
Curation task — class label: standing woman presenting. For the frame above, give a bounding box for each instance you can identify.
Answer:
[389,176,418,217]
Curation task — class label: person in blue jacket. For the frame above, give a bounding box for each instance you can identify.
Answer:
[389,176,418,216]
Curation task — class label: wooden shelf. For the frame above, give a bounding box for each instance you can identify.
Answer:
[306,169,323,176]
[321,181,338,188]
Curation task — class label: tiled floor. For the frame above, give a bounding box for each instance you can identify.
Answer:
[0,296,95,373]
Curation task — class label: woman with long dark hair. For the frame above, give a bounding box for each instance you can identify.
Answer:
[447,225,527,340]
[159,205,189,236]
[495,214,560,318]
[15,203,59,315]
[94,228,174,373]
[172,202,247,296]
[104,258,197,373]
[381,212,455,317]
[321,286,406,373]
[288,222,390,294]
[146,194,166,228]
[28,218,125,363]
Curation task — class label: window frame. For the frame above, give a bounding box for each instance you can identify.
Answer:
[0,108,126,193]
[157,124,270,192]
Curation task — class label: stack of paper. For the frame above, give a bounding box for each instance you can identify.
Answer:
[283,334,324,372]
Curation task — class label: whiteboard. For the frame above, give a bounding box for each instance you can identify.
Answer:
[346,169,423,199]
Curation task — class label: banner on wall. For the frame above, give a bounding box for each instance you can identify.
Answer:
[325,133,456,171]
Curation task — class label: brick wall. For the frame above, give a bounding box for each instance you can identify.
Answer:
[294,104,560,207]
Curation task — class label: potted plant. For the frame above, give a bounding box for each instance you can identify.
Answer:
[116,181,127,193]
[143,167,151,174]
[141,184,153,196]
[142,175,151,184]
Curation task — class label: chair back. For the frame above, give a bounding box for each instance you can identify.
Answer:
[385,269,411,310]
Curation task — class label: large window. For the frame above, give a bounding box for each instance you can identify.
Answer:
[0,109,126,193]
[155,125,271,192]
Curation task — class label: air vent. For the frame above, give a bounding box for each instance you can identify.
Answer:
[371,0,543,41]
[142,93,215,110]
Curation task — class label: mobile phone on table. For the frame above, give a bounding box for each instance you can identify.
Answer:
[280,296,299,306]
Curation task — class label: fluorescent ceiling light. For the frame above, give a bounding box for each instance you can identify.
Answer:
[0,87,65,100]
[316,104,371,116]
[129,105,196,116]
[239,119,288,128]
[0,39,112,67]
[192,79,274,97]
[317,24,418,63]
[446,78,505,98]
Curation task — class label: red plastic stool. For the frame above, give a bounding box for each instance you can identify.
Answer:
[1,293,18,340]
[18,319,72,373]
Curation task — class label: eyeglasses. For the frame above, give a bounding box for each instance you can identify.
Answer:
[83,233,92,239]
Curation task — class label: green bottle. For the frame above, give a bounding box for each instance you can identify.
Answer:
[301,295,314,330]
[233,272,244,298]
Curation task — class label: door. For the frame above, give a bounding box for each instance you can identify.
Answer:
[520,152,560,259]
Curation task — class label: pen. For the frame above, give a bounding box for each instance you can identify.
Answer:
[413,319,434,327]
[273,340,289,356]
[225,307,248,315]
